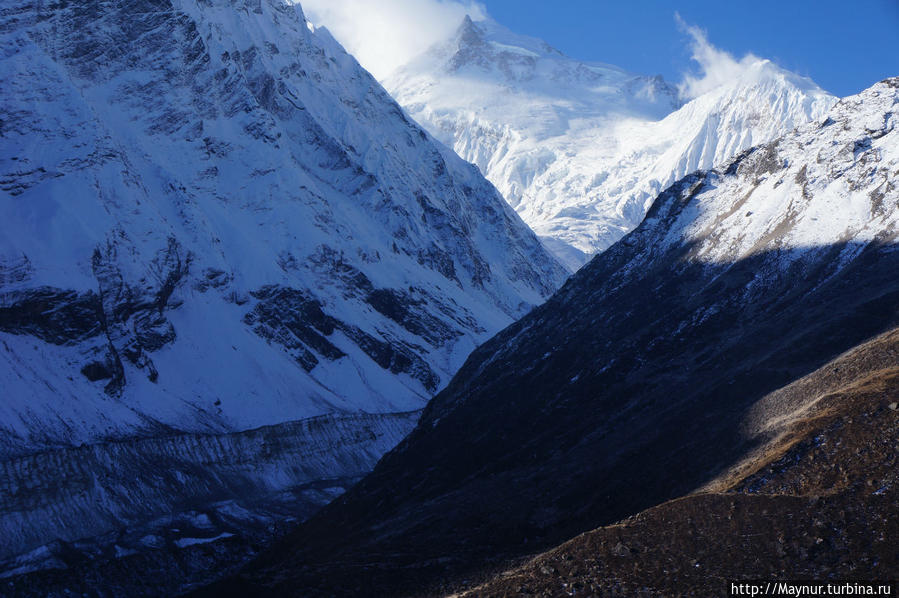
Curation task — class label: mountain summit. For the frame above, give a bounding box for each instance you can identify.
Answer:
[387,17,836,269]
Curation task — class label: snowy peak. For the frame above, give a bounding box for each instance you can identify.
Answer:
[446,16,513,75]
[386,19,836,269]
[632,61,836,204]
[398,15,678,115]
[653,76,899,261]
[725,57,823,94]
[453,15,487,55]
[445,15,559,77]
[586,76,899,321]
[675,56,833,136]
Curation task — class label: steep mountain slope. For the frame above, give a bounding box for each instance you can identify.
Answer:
[387,17,836,268]
[0,0,566,582]
[465,328,899,596]
[217,78,899,596]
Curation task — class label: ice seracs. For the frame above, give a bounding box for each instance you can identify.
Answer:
[386,16,837,269]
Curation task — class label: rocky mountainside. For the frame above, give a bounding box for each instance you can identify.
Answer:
[0,0,565,584]
[464,327,899,596]
[387,16,836,268]
[213,78,899,596]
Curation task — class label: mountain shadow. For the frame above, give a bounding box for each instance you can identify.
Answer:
[463,322,899,595]
[198,226,899,596]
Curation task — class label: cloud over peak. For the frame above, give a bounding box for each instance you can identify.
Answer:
[299,0,487,80]
[676,14,768,100]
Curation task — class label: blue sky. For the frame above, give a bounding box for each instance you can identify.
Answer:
[301,0,898,97]
[480,0,899,97]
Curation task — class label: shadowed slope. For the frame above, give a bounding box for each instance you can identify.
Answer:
[215,234,899,597]
[462,327,899,596]
[202,79,899,597]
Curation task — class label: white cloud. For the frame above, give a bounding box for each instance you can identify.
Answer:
[298,0,487,80]
[676,14,765,100]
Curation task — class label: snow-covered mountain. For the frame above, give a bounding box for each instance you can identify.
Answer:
[0,0,565,581]
[387,16,837,269]
[219,77,899,596]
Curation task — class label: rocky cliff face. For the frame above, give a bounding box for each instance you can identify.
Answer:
[387,16,836,268]
[218,78,899,596]
[0,0,566,582]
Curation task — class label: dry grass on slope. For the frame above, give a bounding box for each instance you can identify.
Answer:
[458,329,899,597]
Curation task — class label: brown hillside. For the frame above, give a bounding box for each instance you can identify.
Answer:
[460,329,899,597]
